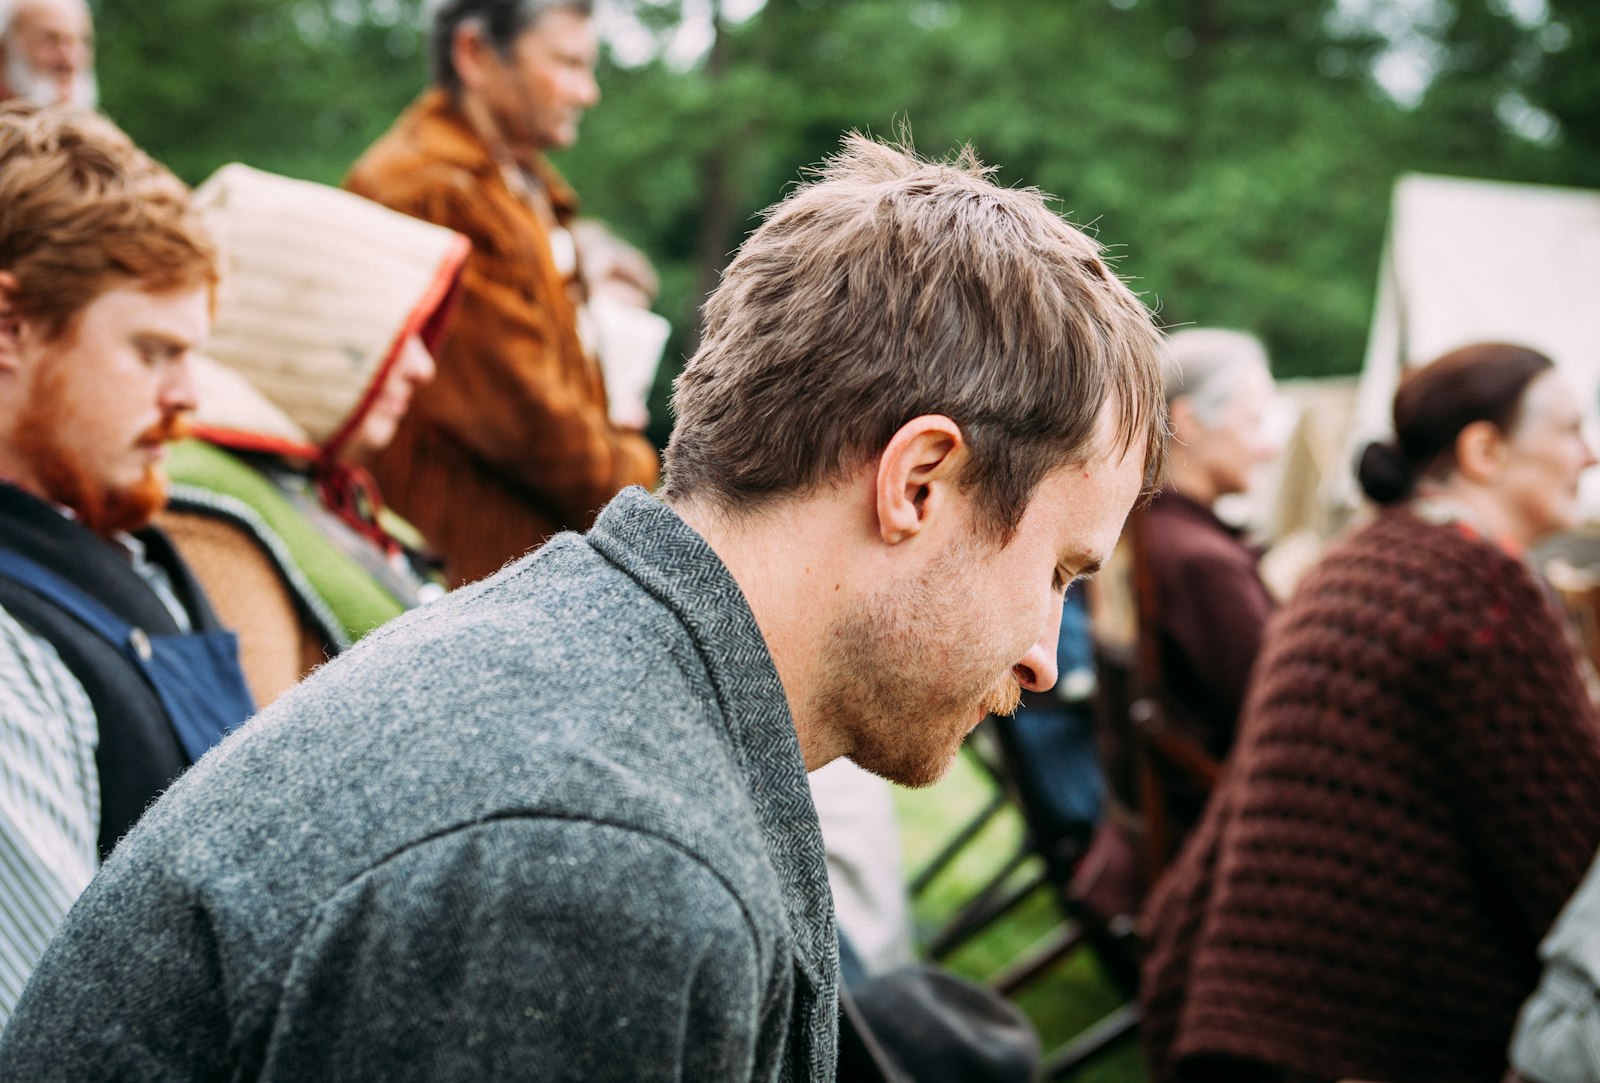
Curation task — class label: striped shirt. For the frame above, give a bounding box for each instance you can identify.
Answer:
[0,602,98,1028]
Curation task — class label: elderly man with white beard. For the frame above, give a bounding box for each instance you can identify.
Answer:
[0,0,95,109]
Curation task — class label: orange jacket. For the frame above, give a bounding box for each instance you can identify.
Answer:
[345,90,660,586]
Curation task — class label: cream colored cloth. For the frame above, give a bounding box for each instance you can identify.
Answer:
[192,163,466,448]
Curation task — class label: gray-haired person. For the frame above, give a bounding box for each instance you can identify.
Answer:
[0,0,94,108]
[1142,328,1278,815]
[344,0,660,589]
[1070,326,1279,920]
[1148,327,1278,769]
[0,136,1166,1081]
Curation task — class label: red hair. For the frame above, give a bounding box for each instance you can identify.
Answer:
[0,101,217,339]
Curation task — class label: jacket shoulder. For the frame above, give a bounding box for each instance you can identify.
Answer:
[345,104,488,224]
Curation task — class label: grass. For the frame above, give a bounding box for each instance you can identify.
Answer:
[894,749,1148,1083]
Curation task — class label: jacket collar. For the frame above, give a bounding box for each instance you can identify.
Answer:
[1151,486,1244,539]
[585,486,838,989]
[400,89,580,217]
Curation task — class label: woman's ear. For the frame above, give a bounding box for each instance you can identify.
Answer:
[1453,419,1508,484]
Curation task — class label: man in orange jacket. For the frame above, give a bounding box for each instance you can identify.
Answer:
[346,0,658,587]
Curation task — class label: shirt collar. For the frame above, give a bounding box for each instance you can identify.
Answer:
[404,89,580,215]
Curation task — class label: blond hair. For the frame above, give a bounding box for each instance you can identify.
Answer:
[664,134,1166,541]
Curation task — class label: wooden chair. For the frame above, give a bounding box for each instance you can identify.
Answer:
[905,698,1140,1078]
[1093,506,1224,891]
[912,715,1091,963]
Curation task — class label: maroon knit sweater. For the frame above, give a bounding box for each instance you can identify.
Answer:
[1140,507,1600,1083]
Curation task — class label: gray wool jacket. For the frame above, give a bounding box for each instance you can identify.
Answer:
[0,487,840,1082]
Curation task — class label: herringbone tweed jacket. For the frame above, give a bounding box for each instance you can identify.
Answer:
[0,487,840,1082]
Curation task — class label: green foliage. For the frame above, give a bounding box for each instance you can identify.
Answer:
[92,0,428,185]
[91,0,1599,410]
[559,0,1596,392]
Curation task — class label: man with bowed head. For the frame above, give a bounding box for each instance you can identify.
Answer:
[0,135,1165,1081]
[0,102,252,1024]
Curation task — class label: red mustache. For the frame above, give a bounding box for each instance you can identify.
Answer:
[139,412,192,446]
[982,675,1023,718]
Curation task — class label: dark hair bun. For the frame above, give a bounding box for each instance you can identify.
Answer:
[1357,440,1413,505]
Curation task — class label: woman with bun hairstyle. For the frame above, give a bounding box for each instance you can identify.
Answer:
[1140,342,1600,1083]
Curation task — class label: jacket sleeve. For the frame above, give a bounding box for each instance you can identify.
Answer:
[386,178,659,529]
[1509,849,1600,1083]
[0,605,99,1024]
[264,817,771,1081]
[1431,573,1600,942]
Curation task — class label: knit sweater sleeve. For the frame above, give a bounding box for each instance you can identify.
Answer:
[260,816,773,1082]
[1426,556,1600,940]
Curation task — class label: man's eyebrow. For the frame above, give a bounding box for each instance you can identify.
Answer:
[133,332,192,352]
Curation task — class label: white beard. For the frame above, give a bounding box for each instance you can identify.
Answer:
[4,46,97,109]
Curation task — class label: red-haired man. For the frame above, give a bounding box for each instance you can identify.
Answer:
[0,102,252,1023]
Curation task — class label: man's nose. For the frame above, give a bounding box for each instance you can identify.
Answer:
[162,356,199,413]
[574,69,600,109]
[1012,606,1064,694]
[47,35,86,73]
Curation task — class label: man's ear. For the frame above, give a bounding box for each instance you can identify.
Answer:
[875,415,967,545]
[0,271,26,375]
[451,21,499,94]
[1454,419,1508,484]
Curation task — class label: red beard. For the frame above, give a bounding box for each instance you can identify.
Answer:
[14,358,189,537]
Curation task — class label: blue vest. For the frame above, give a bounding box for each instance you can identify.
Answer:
[0,485,254,857]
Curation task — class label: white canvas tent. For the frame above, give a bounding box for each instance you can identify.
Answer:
[1339,171,1600,518]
